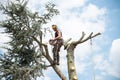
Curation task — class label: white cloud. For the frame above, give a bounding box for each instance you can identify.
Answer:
[47,3,106,41]
[80,4,106,21]
[75,61,88,74]
[95,75,105,80]
[94,54,109,71]
[56,0,86,12]
[59,49,68,72]
[108,67,120,78]
[108,39,120,78]
[92,39,120,78]
[75,42,91,60]
[27,0,48,12]
[79,4,106,33]
[0,0,7,4]
[109,39,120,65]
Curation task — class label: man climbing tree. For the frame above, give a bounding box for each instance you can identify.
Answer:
[49,25,63,65]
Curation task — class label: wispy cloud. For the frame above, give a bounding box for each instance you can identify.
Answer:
[108,39,120,78]
[55,0,86,12]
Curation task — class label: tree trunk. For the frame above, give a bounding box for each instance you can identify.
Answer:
[67,43,78,80]
[43,44,67,80]
[45,53,67,80]
[64,32,101,80]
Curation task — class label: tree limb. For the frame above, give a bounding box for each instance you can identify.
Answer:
[64,38,72,50]
[73,32,101,46]
[32,36,67,80]
[42,44,67,80]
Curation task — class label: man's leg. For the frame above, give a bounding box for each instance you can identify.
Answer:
[52,45,57,64]
[57,52,59,65]
[56,39,63,65]
[56,44,62,65]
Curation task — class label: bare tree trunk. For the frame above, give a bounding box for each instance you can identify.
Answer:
[67,44,78,80]
[64,32,101,80]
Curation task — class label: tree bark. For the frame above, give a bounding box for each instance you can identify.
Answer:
[67,43,78,80]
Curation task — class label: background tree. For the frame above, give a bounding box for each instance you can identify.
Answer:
[0,0,63,80]
[0,0,100,80]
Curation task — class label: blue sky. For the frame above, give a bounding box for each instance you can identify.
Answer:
[0,0,120,80]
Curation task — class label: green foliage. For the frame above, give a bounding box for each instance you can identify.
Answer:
[0,0,59,80]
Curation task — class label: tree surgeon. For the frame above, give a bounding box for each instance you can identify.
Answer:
[49,25,63,65]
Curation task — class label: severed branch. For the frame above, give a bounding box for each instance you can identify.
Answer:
[73,32,101,46]
[79,32,86,41]
[63,38,72,50]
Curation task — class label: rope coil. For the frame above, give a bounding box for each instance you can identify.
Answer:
[90,38,96,80]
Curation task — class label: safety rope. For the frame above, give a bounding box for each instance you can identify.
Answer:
[90,38,96,80]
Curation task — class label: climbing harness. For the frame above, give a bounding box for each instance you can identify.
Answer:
[90,38,96,80]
